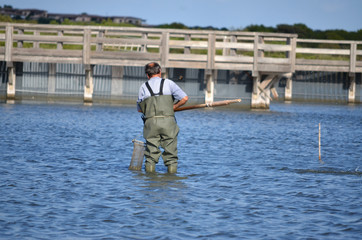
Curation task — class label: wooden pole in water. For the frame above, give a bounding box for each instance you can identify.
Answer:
[318,123,323,164]
[174,99,241,112]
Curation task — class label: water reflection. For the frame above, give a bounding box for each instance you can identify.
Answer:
[132,171,188,189]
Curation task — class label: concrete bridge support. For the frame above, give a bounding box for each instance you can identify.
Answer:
[48,63,56,95]
[251,72,294,108]
[251,73,268,109]
[111,66,124,98]
[284,73,293,102]
[84,64,94,104]
[348,73,356,103]
[6,62,15,103]
[205,70,215,104]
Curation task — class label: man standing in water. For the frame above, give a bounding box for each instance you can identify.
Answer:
[137,62,188,173]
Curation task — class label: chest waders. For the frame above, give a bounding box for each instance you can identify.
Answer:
[139,79,179,173]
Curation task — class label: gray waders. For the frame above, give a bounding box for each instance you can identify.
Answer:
[139,79,179,173]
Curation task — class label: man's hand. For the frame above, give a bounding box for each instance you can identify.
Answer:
[173,96,188,110]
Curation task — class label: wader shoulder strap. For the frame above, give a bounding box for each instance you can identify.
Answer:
[159,78,165,95]
[145,81,154,96]
[145,79,165,96]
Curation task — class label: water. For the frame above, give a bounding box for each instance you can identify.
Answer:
[0,102,361,239]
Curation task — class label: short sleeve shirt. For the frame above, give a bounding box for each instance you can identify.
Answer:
[137,77,187,110]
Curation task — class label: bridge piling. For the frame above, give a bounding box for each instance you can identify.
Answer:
[348,73,356,103]
[84,64,94,103]
[48,63,56,95]
[6,62,15,103]
[284,73,293,102]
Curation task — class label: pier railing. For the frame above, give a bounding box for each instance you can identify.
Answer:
[0,23,361,106]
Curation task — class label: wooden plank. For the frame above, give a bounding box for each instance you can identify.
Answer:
[13,48,82,57]
[297,38,361,44]
[12,34,83,43]
[295,65,350,72]
[257,57,290,64]
[168,53,207,61]
[296,48,350,55]
[167,61,207,69]
[259,43,291,52]
[296,59,349,66]
[12,55,82,64]
[214,55,253,63]
[90,59,156,67]
[91,51,160,60]
[215,42,253,50]
[214,63,253,71]
[93,37,161,46]
[169,40,208,48]
[257,63,291,72]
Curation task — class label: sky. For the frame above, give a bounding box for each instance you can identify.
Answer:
[5,0,362,31]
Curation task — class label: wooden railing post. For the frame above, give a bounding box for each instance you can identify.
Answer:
[5,25,13,63]
[350,42,357,73]
[34,30,39,48]
[252,34,261,77]
[222,36,229,56]
[17,28,24,48]
[286,37,297,73]
[230,35,237,56]
[161,31,169,78]
[96,30,105,52]
[207,33,216,70]
[184,34,191,54]
[83,28,91,65]
[57,30,64,50]
[141,32,148,52]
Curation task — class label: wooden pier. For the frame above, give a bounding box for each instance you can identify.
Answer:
[0,23,361,107]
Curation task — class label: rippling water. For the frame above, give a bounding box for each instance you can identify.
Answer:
[0,102,361,239]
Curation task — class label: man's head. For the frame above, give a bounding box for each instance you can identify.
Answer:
[145,62,161,78]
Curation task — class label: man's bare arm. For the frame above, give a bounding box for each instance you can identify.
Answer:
[173,96,188,110]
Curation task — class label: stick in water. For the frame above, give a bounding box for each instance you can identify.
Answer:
[318,123,324,164]
[174,99,241,112]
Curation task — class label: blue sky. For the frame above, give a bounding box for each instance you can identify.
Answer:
[6,0,362,31]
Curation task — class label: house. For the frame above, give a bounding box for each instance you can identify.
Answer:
[0,6,145,25]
